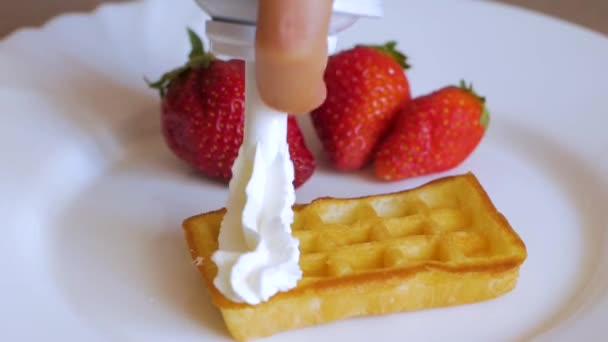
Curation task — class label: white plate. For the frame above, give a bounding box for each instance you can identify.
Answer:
[1,0,607,340]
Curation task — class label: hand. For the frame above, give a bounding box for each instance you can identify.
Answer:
[255,0,332,114]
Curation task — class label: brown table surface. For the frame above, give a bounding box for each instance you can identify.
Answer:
[1,0,607,39]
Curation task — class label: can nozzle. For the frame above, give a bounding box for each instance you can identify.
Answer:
[194,0,383,60]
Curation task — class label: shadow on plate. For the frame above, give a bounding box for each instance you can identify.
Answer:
[49,184,231,339]
[47,135,232,339]
[494,119,607,339]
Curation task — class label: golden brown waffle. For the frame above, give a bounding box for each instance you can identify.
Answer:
[183,173,527,341]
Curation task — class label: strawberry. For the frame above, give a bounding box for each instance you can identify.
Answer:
[310,41,411,171]
[147,29,315,188]
[374,81,490,181]
[287,117,316,188]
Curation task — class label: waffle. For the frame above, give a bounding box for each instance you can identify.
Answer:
[183,173,527,341]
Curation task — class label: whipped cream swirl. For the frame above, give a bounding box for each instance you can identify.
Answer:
[211,61,302,305]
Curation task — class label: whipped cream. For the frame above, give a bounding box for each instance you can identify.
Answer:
[211,61,302,305]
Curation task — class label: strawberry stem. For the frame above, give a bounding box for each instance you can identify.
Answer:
[367,41,411,69]
[146,28,216,97]
[458,80,490,128]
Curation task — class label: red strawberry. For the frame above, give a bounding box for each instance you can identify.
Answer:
[374,81,490,181]
[147,29,315,188]
[311,41,411,171]
[287,118,316,188]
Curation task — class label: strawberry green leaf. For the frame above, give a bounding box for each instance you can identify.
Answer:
[188,28,204,59]
[367,41,411,69]
[459,79,486,104]
[458,80,490,128]
[481,106,490,128]
[146,27,216,97]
